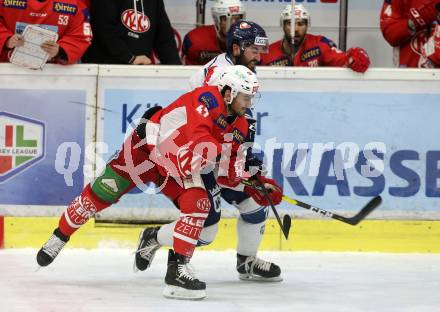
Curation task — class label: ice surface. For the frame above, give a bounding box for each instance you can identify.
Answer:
[0,249,439,312]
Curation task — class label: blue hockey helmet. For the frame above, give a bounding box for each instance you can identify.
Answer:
[226,20,269,53]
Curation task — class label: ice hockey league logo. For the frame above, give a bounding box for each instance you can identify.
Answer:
[0,112,45,183]
[121,9,150,33]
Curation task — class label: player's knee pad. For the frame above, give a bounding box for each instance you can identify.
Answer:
[238,197,269,224]
[91,165,133,204]
[64,184,109,229]
[197,223,219,246]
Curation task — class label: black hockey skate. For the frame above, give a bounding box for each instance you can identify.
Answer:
[237,254,282,282]
[134,226,161,272]
[163,249,206,300]
[36,228,70,267]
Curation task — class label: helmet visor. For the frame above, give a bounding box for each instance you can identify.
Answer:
[242,43,269,55]
[236,91,261,108]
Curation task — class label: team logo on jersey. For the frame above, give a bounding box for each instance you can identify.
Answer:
[0,112,45,183]
[203,65,218,86]
[300,47,321,62]
[196,198,211,212]
[121,9,150,33]
[239,22,251,29]
[3,0,27,9]
[53,2,77,15]
[198,92,219,111]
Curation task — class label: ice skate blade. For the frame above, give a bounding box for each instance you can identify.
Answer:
[239,273,283,282]
[163,285,206,300]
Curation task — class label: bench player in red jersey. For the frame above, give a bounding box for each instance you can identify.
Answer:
[182,0,245,65]
[261,4,370,73]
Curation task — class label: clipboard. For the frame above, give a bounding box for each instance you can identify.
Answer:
[10,24,59,69]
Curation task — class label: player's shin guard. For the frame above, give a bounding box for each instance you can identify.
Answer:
[163,188,209,300]
[37,185,110,267]
[156,221,218,247]
[172,188,210,258]
[58,184,110,236]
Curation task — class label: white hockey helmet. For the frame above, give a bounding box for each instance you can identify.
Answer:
[280,4,310,27]
[211,0,246,35]
[217,65,259,104]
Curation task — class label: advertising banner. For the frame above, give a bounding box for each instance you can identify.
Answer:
[0,90,86,206]
[96,67,440,221]
[255,90,440,216]
[0,64,97,216]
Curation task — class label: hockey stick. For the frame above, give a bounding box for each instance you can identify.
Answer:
[281,195,382,226]
[241,180,382,226]
[250,177,292,240]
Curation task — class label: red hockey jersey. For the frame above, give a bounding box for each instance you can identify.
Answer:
[182,25,224,65]
[380,0,432,67]
[260,34,348,67]
[0,0,92,64]
[144,85,249,178]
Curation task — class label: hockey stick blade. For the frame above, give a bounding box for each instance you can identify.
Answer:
[247,178,291,240]
[343,195,382,225]
[282,214,292,239]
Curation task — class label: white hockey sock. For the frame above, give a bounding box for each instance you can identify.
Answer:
[157,221,176,247]
[157,221,219,247]
[236,216,264,256]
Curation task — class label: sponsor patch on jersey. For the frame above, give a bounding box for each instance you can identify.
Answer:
[231,128,245,144]
[300,47,321,62]
[198,92,219,111]
[3,0,27,9]
[268,57,291,66]
[53,2,77,15]
[121,9,150,33]
[215,114,228,130]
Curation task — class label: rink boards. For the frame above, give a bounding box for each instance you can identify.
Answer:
[2,217,440,253]
[1,64,440,252]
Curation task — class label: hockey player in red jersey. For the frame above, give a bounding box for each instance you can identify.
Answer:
[380,0,440,67]
[261,4,370,73]
[135,21,285,284]
[182,0,245,65]
[0,0,92,64]
[36,65,278,299]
